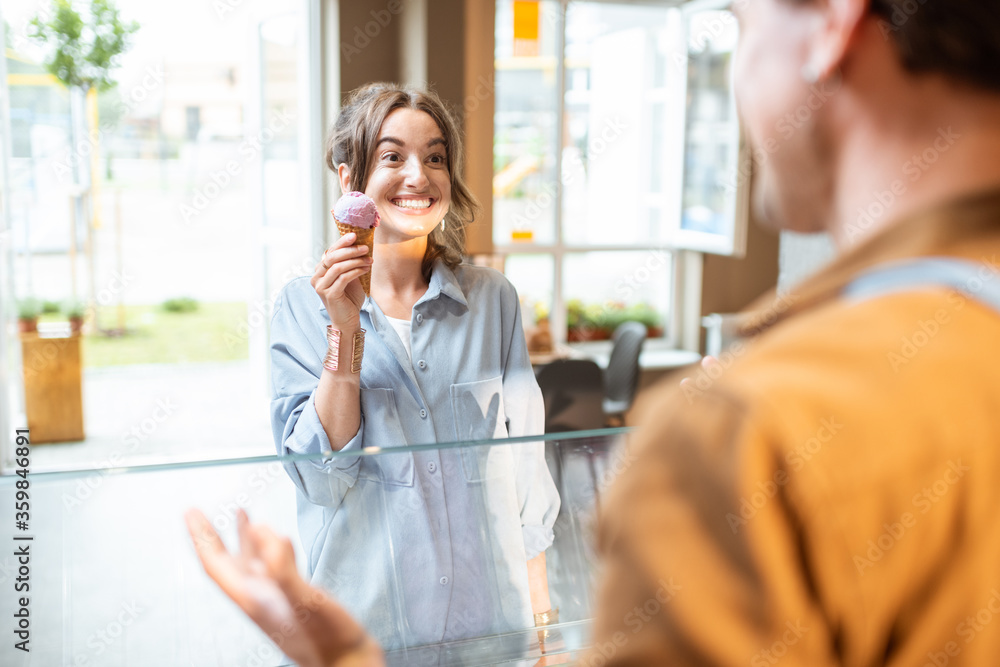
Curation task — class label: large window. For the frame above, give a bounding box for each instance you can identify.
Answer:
[493,0,744,347]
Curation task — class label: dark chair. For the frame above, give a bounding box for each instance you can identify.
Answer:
[535,358,606,511]
[535,358,605,433]
[602,321,647,426]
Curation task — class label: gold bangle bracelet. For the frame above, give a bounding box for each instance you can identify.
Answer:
[323,326,342,372]
[533,607,559,627]
[350,329,365,374]
[324,327,366,374]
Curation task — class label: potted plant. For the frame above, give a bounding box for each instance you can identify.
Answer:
[64,300,86,335]
[624,303,664,338]
[17,299,42,335]
[567,300,613,342]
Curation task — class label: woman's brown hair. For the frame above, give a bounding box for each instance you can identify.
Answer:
[326,83,480,283]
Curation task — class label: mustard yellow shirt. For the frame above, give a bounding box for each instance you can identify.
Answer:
[587,188,1000,666]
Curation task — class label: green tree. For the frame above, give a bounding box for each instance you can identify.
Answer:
[27,0,138,93]
[26,0,139,318]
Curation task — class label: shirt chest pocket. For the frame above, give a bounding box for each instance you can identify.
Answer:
[358,387,414,487]
[450,376,512,482]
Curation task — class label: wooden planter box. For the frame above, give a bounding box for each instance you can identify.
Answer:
[21,332,85,444]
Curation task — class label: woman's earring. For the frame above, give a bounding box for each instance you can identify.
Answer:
[440,217,446,231]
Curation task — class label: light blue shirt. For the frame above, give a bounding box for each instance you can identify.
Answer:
[269,259,560,649]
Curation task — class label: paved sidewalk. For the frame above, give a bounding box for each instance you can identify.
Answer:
[32,360,275,471]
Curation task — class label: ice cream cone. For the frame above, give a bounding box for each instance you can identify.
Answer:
[335,219,375,295]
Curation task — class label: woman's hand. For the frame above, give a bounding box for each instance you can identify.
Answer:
[311,233,372,325]
[184,508,384,667]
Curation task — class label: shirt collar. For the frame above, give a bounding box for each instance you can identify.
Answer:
[739,185,1000,337]
[316,258,469,313]
[422,258,469,309]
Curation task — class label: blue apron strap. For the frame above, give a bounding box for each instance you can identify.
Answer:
[843,257,1000,315]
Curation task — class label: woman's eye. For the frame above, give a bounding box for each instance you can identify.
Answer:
[382,153,400,162]
[429,154,445,164]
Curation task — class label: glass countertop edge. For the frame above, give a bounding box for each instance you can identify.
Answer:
[3,427,634,482]
[275,619,595,667]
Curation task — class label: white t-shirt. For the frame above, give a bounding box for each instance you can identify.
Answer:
[385,315,412,361]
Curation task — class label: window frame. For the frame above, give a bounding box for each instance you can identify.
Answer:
[492,0,709,352]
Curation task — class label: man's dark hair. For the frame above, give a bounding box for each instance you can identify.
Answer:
[868,0,1000,92]
[788,0,1000,93]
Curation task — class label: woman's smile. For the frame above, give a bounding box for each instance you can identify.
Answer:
[390,196,436,212]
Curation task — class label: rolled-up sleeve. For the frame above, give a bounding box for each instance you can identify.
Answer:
[269,282,365,508]
[499,282,561,559]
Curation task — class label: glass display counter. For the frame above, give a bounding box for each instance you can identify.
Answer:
[0,428,632,666]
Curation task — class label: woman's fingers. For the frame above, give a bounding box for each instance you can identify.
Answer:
[311,242,367,281]
[313,257,373,294]
[321,244,369,271]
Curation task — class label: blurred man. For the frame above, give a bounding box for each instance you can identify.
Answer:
[187,0,1000,665]
[586,0,1000,664]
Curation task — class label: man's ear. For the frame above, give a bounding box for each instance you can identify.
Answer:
[337,164,351,193]
[808,0,868,79]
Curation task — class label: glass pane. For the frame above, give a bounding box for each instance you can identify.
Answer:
[1,430,630,665]
[503,253,554,346]
[563,251,671,341]
[679,8,743,248]
[562,3,679,247]
[261,14,299,231]
[493,0,561,246]
[2,1,309,463]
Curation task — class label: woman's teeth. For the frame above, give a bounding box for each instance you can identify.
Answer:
[393,199,431,210]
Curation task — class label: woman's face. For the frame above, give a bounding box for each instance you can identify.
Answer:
[364,107,452,242]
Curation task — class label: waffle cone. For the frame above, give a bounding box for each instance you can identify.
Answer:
[335,220,375,295]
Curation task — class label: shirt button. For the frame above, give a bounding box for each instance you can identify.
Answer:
[418,359,427,370]
[439,576,449,585]
[427,461,436,473]
[420,409,427,419]
[416,314,423,324]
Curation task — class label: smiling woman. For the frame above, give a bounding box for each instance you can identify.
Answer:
[325,84,479,284]
[266,83,561,650]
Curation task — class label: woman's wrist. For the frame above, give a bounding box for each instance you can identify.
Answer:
[324,325,366,375]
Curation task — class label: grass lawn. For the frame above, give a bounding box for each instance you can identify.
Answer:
[41,302,251,367]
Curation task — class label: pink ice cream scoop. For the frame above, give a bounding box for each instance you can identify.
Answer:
[333,191,380,229]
